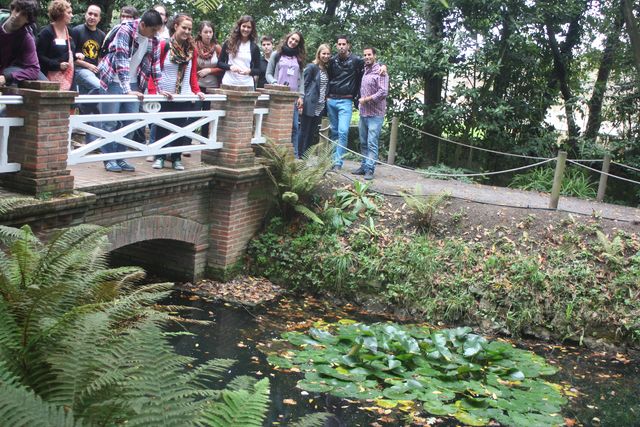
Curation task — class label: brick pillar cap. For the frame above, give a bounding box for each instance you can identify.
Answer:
[18,80,62,91]
[215,85,260,99]
[257,86,300,100]
[4,86,77,99]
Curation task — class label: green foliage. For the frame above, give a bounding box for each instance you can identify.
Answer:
[417,164,477,184]
[267,322,566,426]
[509,167,597,199]
[334,180,381,216]
[202,377,270,427]
[259,141,333,224]
[0,221,269,426]
[399,186,451,232]
[248,220,640,344]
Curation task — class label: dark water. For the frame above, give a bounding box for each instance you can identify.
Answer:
[165,291,640,426]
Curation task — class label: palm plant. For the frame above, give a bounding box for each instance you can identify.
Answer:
[259,140,333,224]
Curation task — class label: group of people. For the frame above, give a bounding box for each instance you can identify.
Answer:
[0,0,389,179]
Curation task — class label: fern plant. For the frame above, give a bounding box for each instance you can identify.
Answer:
[0,222,274,426]
[259,140,333,224]
[399,186,451,232]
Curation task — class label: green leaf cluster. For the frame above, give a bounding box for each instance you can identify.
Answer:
[267,322,566,426]
[259,141,334,224]
[509,166,598,199]
[0,222,270,426]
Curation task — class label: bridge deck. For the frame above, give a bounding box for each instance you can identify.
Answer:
[70,151,207,190]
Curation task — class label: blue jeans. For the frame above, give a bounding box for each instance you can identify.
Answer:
[358,116,384,173]
[99,81,140,154]
[75,68,101,95]
[75,68,101,142]
[327,98,353,167]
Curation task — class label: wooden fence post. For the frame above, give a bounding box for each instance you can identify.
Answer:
[387,116,399,165]
[596,154,611,202]
[549,151,567,209]
[320,117,329,142]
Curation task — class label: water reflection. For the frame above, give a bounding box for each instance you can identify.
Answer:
[165,291,639,426]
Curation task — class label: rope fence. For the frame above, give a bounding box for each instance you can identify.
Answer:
[318,117,640,208]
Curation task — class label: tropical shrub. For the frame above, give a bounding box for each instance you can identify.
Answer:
[267,322,566,426]
[509,166,597,199]
[259,140,333,224]
[399,186,451,232]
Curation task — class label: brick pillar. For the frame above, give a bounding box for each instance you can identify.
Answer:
[258,84,300,148]
[201,84,259,168]
[206,171,268,279]
[1,81,75,197]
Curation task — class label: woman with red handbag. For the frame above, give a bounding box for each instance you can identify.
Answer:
[36,0,79,90]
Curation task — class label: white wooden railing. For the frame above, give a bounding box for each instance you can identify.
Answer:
[0,91,271,172]
[69,94,226,165]
[0,96,24,173]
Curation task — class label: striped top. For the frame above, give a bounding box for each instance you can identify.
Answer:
[159,55,194,95]
[314,69,328,117]
[359,62,388,118]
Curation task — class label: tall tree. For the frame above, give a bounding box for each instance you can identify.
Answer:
[585,0,625,140]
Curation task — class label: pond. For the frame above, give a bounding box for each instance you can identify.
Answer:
[165,290,640,426]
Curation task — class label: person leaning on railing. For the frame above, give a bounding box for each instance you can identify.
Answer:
[147,13,204,171]
[96,8,172,173]
[0,0,42,87]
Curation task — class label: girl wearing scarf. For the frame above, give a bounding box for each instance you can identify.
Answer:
[148,13,205,171]
[195,21,223,139]
[266,31,306,157]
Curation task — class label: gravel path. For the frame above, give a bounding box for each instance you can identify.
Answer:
[337,160,640,224]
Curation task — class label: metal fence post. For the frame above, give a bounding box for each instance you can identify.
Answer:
[596,154,611,202]
[549,151,567,209]
[387,117,399,165]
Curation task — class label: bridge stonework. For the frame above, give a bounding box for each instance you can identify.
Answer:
[0,83,297,281]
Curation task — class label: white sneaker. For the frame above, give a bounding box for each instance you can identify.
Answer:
[172,160,185,171]
[152,159,164,169]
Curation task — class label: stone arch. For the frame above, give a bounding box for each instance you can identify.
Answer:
[107,215,208,251]
[106,216,209,281]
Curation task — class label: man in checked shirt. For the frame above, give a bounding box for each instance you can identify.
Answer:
[352,47,389,181]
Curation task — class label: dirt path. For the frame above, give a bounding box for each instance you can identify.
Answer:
[336,159,640,225]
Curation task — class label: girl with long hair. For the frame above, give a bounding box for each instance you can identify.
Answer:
[298,44,331,157]
[148,13,205,171]
[194,21,223,138]
[266,31,306,156]
[218,15,260,87]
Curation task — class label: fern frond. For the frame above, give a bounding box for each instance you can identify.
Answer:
[0,362,78,427]
[0,197,38,215]
[290,412,333,427]
[193,0,222,13]
[201,378,270,427]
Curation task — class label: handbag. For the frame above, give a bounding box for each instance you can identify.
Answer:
[47,27,74,91]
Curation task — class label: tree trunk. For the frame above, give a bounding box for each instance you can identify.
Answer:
[421,3,445,166]
[585,2,624,141]
[544,11,585,153]
[622,0,640,77]
[323,0,341,19]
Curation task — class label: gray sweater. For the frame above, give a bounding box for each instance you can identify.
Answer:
[265,52,304,96]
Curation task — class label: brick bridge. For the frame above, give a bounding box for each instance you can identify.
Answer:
[0,81,299,280]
